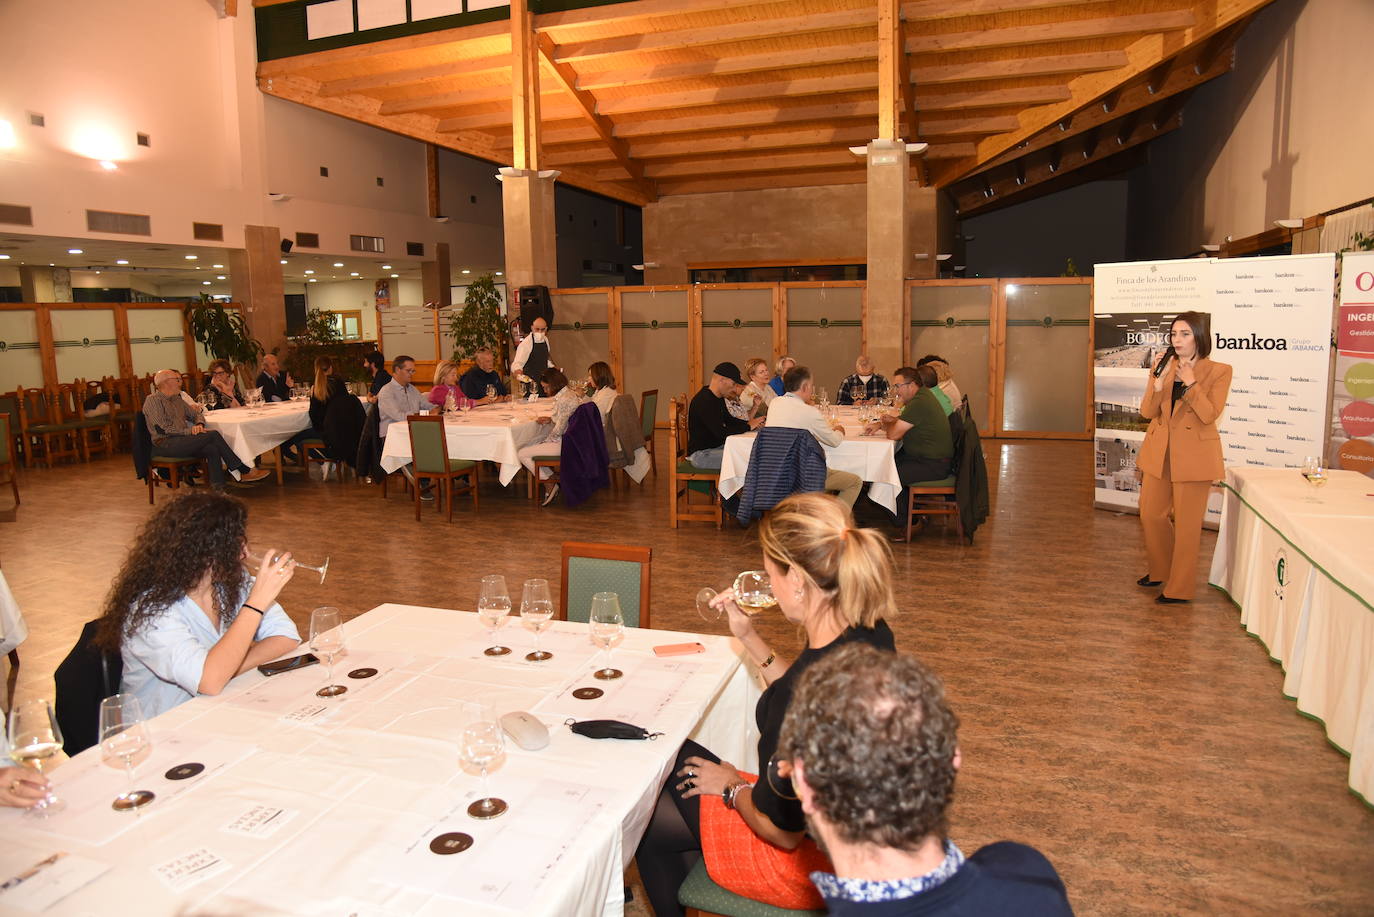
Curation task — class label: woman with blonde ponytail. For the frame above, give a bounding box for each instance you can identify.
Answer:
[635,493,896,916]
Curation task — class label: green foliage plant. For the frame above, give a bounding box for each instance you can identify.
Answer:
[184,296,265,365]
[448,273,507,366]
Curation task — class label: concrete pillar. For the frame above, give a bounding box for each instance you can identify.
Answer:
[228,224,287,358]
[865,140,909,376]
[501,171,558,289]
[19,266,57,302]
[421,242,452,309]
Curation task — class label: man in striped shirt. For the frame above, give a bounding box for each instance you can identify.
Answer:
[143,369,270,489]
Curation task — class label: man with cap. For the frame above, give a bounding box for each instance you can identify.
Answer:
[687,362,764,469]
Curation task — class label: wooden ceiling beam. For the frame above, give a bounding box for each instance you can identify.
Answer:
[905,9,1195,55]
[575,41,880,90]
[256,19,508,77]
[899,0,1118,22]
[919,49,1128,85]
[536,34,655,197]
[595,72,877,115]
[536,0,771,31]
[316,53,509,98]
[380,84,564,115]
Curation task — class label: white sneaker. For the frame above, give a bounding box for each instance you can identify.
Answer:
[541,484,560,506]
[321,461,336,481]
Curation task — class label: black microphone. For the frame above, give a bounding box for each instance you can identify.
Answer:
[1152,346,1176,378]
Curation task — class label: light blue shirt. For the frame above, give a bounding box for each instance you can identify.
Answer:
[120,581,299,719]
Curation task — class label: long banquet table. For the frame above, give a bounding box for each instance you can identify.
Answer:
[1208,466,1374,803]
[0,604,759,915]
[718,406,902,514]
[380,401,549,486]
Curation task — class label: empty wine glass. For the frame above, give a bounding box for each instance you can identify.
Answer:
[245,545,330,584]
[461,713,507,820]
[697,570,777,622]
[7,699,65,817]
[589,592,624,680]
[520,579,555,661]
[310,606,347,697]
[99,694,154,812]
[478,575,513,657]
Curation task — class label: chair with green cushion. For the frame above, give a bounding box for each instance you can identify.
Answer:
[57,382,113,462]
[669,394,721,529]
[639,389,658,476]
[905,475,959,541]
[559,541,651,627]
[529,452,562,505]
[0,412,19,504]
[678,859,826,917]
[296,436,345,482]
[19,388,80,467]
[406,413,477,523]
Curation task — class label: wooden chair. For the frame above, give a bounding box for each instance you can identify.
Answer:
[0,392,23,467]
[135,413,207,504]
[529,453,562,504]
[639,389,658,477]
[57,382,114,462]
[0,412,19,504]
[558,541,651,627]
[406,414,478,522]
[101,376,139,451]
[296,436,349,482]
[902,398,971,541]
[668,394,721,529]
[18,388,79,467]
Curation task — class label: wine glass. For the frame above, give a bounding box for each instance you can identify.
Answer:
[817,388,829,410]
[245,545,330,584]
[7,698,66,817]
[310,606,347,697]
[589,592,624,680]
[696,570,777,621]
[486,384,498,402]
[1300,455,1327,501]
[850,383,866,405]
[461,714,507,819]
[99,695,155,812]
[520,579,555,661]
[478,575,513,657]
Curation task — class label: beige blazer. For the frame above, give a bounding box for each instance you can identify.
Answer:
[1136,357,1232,483]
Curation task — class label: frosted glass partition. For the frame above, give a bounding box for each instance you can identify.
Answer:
[379,303,438,363]
[0,310,43,391]
[700,287,772,374]
[785,285,862,396]
[620,289,688,424]
[1002,282,1092,433]
[550,291,611,383]
[52,309,118,382]
[128,308,189,375]
[909,283,993,428]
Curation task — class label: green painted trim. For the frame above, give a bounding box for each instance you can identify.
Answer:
[129,336,185,345]
[910,319,990,327]
[552,323,609,331]
[53,339,117,348]
[787,320,862,327]
[0,342,40,351]
[701,320,773,329]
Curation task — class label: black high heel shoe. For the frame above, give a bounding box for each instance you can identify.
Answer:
[1137,574,1162,587]
[1155,594,1189,605]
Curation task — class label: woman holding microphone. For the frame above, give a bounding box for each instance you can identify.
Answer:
[1137,311,1232,604]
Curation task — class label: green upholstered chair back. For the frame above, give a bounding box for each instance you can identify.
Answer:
[0,413,11,464]
[561,542,652,628]
[406,415,448,475]
[639,389,658,441]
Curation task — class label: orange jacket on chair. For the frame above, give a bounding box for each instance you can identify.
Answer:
[1136,358,1232,483]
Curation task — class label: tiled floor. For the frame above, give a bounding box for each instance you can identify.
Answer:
[2,437,1371,915]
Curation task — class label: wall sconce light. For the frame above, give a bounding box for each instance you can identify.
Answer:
[268,192,290,201]
[1273,219,1303,229]
[1200,243,1221,252]
[632,262,660,270]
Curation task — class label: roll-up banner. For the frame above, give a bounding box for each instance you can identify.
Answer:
[1333,250,1374,477]
[1092,253,1335,521]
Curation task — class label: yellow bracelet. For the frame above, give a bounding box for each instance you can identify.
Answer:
[758,652,776,669]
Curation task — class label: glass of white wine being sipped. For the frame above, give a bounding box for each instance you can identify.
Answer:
[520,579,555,661]
[589,592,624,680]
[478,575,513,657]
[99,694,155,812]
[696,570,778,622]
[245,545,330,584]
[7,698,66,817]
[461,715,508,820]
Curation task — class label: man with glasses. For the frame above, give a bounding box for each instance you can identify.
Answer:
[143,369,270,489]
[377,355,435,501]
[868,367,953,542]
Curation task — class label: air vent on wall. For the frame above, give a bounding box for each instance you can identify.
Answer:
[87,209,151,236]
[350,234,384,253]
[28,113,44,127]
[295,231,319,248]
[192,222,224,241]
[406,241,424,257]
[0,204,34,226]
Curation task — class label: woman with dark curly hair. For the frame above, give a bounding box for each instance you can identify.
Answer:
[634,492,897,915]
[95,491,301,718]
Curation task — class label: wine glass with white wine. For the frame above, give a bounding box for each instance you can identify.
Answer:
[520,579,556,661]
[245,545,330,584]
[461,712,508,820]
[99,694,155,812]
[478,575,513,656]
[7,698,65,817]
[696,570,778,622]
[589,592,624,680]
[1300,455,1328,502]
[310,606,348,697]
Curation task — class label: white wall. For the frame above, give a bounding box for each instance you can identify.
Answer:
[305,278,426,341]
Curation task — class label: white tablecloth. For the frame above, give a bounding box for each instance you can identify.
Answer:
[718,407,902,514]
[1208,466,1374,804]
[380,401,549,485]
[202,400,312,467]
[0,604,759,916]
[0,568,26,656]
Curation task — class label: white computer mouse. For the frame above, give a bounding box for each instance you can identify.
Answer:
[500,711,550,750]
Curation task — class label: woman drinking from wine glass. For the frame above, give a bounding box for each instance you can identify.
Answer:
[202,359,244,410]
[635,492,897,916]
[94,491,302,719]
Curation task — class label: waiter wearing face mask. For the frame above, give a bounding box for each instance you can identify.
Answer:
[511,316,553,397]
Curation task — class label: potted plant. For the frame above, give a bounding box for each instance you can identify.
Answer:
[447,273,508,368]
[184,295,265,368]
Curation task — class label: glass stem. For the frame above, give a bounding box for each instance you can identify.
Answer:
[326,654,335,689]
[480,764,490,803]
[124,755,139,815]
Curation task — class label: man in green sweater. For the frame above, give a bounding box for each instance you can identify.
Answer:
[868,366,954,542]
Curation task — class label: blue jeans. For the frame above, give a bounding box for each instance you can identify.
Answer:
[687,447,723,469]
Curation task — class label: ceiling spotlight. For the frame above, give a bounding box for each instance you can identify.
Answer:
[279,259,287,264]
[304,269,314,275]
[495,271,503,276]
[202,280,211,285]
[68,248,83,254]
[185,255,198,260]
[381,264,391,269]
[333,262,344,268]
[99,160,118,171]
[309,278,317,283]
[116,259,129,265]
[212,263,223,269]
[461,268,471,274]
[390,273,399,278]
[350,272,359,277]
[0,254,10,260]
[216,275,226,280]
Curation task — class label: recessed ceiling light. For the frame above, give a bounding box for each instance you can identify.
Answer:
[494,271,503,276]
[202,280,211,285]
[99,160,117,171]
[333,262,344,268]
[381,264,391,269]
[279,259,287,264]
[349,272,359,276]
[116,259,129,265]
[216,275,226,280]
[95,271,101,275]
[0,254,10,260]
[212,263,223,269]
[309,278,317,283]
[390,273,399,278]
[68,248,83,254]
[185,255,197,260]
[461,269,471,274]
[304,269,314,275]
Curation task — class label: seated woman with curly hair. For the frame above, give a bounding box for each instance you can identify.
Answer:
[94,491,302,719]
